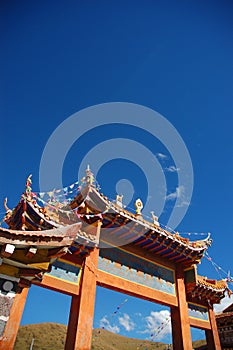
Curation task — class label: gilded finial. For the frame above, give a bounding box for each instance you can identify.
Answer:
[85,165,94,185]
[25,174,32,197]
[135,198,143,215]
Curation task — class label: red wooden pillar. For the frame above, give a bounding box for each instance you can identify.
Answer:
[205,307,221,350]
[65,247,99,350]
[0,287,28,350]
[171,266,193,350]
[65,295,80,350]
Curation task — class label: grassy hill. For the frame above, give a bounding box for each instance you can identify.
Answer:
[14,323,206,350]
[14,323,66,350]
[92,328,169,350]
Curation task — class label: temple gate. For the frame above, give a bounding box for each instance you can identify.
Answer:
[0,168,229,349]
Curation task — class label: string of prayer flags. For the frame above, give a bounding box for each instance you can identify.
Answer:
[36,196,109,218]
[205,251,233,285]
[149,314,170,341]
[35,179,81,199]
[111,298,128,317]
[100,298,128,332]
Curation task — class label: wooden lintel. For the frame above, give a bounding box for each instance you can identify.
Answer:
[189,317,211,330]
[32,274,80,296]
[97,269,177,307]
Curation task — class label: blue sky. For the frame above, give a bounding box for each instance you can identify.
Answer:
[1,0,233,344]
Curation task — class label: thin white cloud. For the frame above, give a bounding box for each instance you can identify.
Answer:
[176,201,190,207]
[142,310,171,341]
[176,185,184,198]
[156,153,167,160]
[166,185,184,201]
[165,165,180,172]
[118,313,135,332]
[166,185,190,207]
[99,316,120,334]
[166,191,178,201]
[214,294,233,313]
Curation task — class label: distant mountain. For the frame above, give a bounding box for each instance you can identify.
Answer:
[14,323,206,350]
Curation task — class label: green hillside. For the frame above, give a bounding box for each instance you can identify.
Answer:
[14,323,206,350]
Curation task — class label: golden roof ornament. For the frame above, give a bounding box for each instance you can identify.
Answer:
[150,211,160,226]
[116,194,123,207]
[3,198,12,221]
[25,174,32,197]
[85,165,94,185]
[25,175,37,203]
[135,198,143,215]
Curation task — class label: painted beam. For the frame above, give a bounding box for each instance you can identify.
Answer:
[97,269,178,307]
[32,274,79,296]
[189,317,211,330]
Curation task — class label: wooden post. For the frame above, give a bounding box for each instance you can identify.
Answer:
[74,248,99,350]
[171,266,193,350]
[64,250,99,350]
[64,220,101,350]
[0,288,28,350]
[205,307,221,350]
[64,295,80,350]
